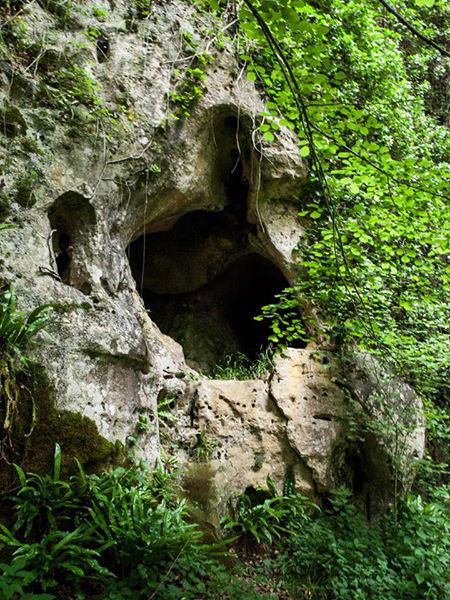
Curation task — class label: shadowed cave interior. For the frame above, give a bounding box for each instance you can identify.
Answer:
[48,192,96,295]
[127,111,305,372]
[127,210,304,373]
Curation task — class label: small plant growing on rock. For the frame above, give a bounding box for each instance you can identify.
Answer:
[0,286,53,458]
[157,390,179,428]
[0,286,52,365]
[192,431,217,461]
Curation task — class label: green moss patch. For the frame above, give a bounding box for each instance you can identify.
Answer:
[0,365,124,494]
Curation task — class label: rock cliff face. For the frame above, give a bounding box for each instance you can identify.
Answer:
[0,1,423,514]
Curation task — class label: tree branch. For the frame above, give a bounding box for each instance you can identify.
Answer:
[377,0,450,58]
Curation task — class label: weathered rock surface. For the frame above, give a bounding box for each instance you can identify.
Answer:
[0,0,423,512]
[342,350,425,510]
[270,348,347,491]
[171,376,314,522]
[0,0,306,469]
[164,347,424,520]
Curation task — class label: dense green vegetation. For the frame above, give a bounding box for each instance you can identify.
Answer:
[0,453,448,598]
[0,447,288,599]
[0,0,449,598]
[234,0,449,392]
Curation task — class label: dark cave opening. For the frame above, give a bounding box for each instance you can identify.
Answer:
[219,254,289,358]
[54,231,71,281]
[48,192,96,292]
[127,212,304,372]
[126,111,305,372]
[96,33,110,63]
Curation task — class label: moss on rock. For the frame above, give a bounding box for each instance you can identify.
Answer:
[0,365,124,494]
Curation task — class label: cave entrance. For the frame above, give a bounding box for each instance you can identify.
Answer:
[126,110,304,373]
[127,211,298,372]
[48,192,96,294]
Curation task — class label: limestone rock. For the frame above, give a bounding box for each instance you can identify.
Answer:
[270,348,347,491]
[342,349,425,510]
[0,1,306,469]
[0,0,424,514]
[171,379,314,524]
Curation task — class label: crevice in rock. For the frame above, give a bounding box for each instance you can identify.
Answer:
[96,33,110,63]
[212,110,252,217]
[82,349,150,374]
[48,192,96,292]
[343,444,375,519]
[313,413,333,422]
[282,426,319,496]
[267,388,290,423]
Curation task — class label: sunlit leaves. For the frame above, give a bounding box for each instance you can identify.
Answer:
[238,0,449,402]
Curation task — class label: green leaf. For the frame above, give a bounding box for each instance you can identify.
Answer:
[300,145,310,157]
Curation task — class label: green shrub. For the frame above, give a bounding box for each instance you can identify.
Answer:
[192,430,217,461]
[0,447,227,597]
[222,478,312,545]
[282,487,450,600]
[0,446,113,590]
[0,558,54,600]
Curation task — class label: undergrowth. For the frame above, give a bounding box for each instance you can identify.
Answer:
[0,446,277,599]
[0,449,449,599]
[224,483,450,600]
[209,348,275,381]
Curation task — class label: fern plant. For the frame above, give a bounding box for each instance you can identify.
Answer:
[0,287,53,457]
[0,447,216,596]
[0,526,112,591]
[0,446,112,592]
[11,444,78,538]
[222,478,313,546]
[0,286,52,363]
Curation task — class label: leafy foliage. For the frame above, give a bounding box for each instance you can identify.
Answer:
[0,558,54,600]
[222,478,312,545]
[236,0,449,411]
[0,447,282,598]
[0,287,52,363]
[0,447,197,595]
[280,486,450,599]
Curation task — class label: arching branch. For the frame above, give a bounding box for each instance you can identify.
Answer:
[377,0,450,58]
